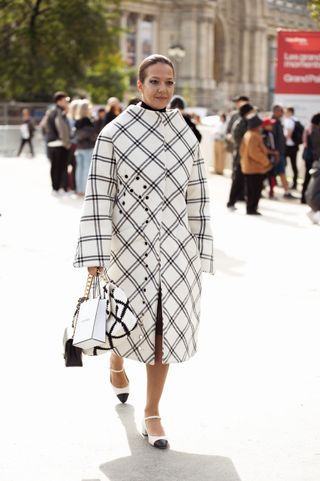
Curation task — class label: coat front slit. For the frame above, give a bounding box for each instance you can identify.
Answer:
[74,105,214,364]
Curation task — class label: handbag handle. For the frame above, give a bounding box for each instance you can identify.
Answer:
[83,273,94,299]
[72,274,94,329]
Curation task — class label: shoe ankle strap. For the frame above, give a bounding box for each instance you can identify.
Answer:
[110,368,124,373]
[145,416,161,421]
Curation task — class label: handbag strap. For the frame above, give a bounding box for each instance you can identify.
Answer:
[72,271,110,331]
[72,274,94,329]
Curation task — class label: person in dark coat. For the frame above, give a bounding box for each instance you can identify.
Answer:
[93,108,106,135]
[104,97,122,126]
[226,103,254,210]
[301,113,320,204]
[306,161,320,224]
[169,96,202,143]
[271,105,294,199]
[47,91,71,194]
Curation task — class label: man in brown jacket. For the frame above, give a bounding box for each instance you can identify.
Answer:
[240,116,273,215]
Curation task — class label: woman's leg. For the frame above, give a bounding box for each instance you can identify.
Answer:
[110,353,128,388]
[143,329,169,435]
[144,355,169,435]
[17,138,26,156]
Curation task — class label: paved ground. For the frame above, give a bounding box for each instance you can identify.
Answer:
[0,154,320,481]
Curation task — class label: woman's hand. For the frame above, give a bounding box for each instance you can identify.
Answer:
[87,266,103,276]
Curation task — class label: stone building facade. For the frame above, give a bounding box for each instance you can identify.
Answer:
[120,0,317,111]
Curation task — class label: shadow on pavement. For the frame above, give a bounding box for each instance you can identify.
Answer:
[99,404,242,481]
[214,248,245,277]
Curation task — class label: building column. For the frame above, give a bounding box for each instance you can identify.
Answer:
[242,28,251,84]
[120,12,128,59]
[259,28,268,86]
[136,14,143,66]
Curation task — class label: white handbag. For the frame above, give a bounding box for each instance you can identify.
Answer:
[72,273,138,356]
[72,275,107,350]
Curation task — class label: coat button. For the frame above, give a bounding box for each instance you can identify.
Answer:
[139,195,142,199]
[146,196,149,200]
[146,220,149,223]
[145,208,148,211]
[136,176,140,180]
[145,253,148,257]
[145,242,148,245]
[122,201,125,205]
[142,300,146,304]
[145,264,148,268]
[125,174,128,178]
[143,185,147,189]
[130,189,134,192]
[145,277,147,281]
[143,288,146,292]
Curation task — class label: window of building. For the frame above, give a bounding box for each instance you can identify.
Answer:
[126,13,138,67]
[140,16,154,58]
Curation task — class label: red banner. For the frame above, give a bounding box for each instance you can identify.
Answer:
[275,31,320,95]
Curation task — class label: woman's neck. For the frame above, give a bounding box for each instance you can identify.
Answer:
[140,101,166,113]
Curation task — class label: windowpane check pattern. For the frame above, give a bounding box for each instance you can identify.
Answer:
[74,105,214,364]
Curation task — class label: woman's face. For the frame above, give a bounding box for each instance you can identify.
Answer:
[137,63,175,110]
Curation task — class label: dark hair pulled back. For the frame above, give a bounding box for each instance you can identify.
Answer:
[138,54,175,83]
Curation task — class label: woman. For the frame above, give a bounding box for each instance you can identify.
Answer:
[240,115,272,215]
[17,108,35,157]
[74,100,96,196]
[74,54,214,449]
[213,112,227,175]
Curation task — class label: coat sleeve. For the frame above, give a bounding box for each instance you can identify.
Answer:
[73,133,117,268]
[186,144,214,274]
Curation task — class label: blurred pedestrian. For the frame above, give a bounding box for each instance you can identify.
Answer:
[17,108,35,157]
[306,161,320,224]
[284,107,303,190]
[226,103,255,211]
[66,99,81,193]
[170,95,202,142]
[240,115,273,215]
[262,117,278,199]
[301,113,320,204]
[127,97,141,106]
[47,91,71,195]
[104,97,122,126]
[93,107,106,135]
[169,95,202,142]
[271,105,294,199]
[213,112,227,174]
[74,100,96,196]
[74,54,214,450]
[39,109,51,157]
[225,95,250,153]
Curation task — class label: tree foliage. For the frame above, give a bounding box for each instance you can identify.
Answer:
[308,0,320,23]
[0,0,128,102]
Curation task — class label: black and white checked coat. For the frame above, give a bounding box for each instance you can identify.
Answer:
[74,104,214,364]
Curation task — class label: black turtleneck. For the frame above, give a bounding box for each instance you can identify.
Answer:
[140,101,166,113]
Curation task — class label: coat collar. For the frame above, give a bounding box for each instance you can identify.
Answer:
[126,104,181,122]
